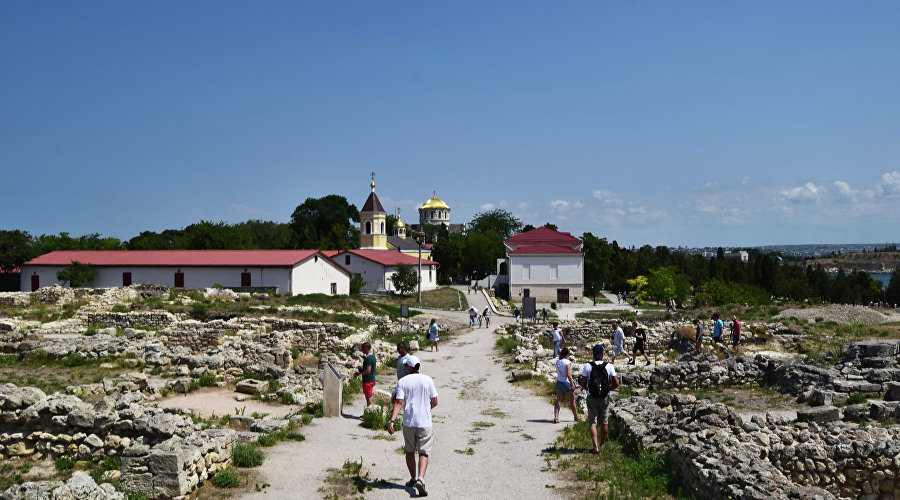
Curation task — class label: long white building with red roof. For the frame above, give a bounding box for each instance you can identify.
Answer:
[503,227,584,304]
[20,250,351,295]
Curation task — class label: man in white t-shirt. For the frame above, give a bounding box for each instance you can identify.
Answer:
[579,345,620,452]
[388,355,438,497]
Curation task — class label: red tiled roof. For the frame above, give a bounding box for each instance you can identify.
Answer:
[506,227,580,243]
[508,243,583,255]
[25,250,327,267]
[341,250,437,266]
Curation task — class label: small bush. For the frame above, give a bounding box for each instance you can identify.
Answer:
[495,336,518,354]
[55,457,76,471]
[361,405,390,430]
[233,443,265,468]
[84,325,99,336]
[847,392,868,405]
[280,391,295,405]
[342,377,362,400]
[289,346,300,359]
[187,380,201,393]
[211,469,240,488]
[198,373,217,387]
[267,379,282,393]
[550,301,557,310]
[62,353,88,367]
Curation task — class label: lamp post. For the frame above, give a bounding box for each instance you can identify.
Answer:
[417,229,425,303]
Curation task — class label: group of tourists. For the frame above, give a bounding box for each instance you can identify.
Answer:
[513,307,549,323]
[693,313,742,350]
[467,307,492,329]
[553,342,620,452]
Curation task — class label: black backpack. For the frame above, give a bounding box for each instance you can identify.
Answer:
[587,361,610,398]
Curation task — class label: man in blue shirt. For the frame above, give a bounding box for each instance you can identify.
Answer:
[712,314,724,344]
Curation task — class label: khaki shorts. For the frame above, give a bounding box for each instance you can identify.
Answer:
[402,425,434,456]
[586,395,610,426]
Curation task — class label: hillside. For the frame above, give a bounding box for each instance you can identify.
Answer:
[805,251,900,273]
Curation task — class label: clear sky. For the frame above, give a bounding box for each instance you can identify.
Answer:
[2,1,899,248]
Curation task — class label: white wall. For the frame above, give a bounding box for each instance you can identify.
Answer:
[290,256,350,295]
[508,255,583,286]
[338,254,437,293]
[22,265,292,294]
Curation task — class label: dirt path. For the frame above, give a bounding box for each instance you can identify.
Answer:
[239,306,568,499]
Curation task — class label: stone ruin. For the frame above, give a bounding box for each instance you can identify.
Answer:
[0,286,440,499]
[510,318,900,499]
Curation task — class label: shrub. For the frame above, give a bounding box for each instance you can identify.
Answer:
[62,353,87,367]
[84,324,99,336]
[361,405,390,430]
[289,346,300,359]
[190,303,209,321]
[211,469,240,488]
[342,377,361,400]
[55,457,76,471]
[198,373,217,387]
[847,392,868,405]
[233,443,265,468]
[279,391,295,405]
[495,336,518,354]
[550,301,557,309]
[187,380,201,393]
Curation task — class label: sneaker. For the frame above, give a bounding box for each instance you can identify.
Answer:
[414,479,428,496]
[405,478,417,488]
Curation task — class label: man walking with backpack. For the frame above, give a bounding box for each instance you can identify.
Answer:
[579,345,620,453]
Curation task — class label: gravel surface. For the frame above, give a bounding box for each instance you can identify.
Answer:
[774,304,900,324]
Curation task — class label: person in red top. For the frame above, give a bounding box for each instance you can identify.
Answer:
[731,316,742,349]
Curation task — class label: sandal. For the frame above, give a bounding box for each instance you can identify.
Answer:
[553,419,560,424]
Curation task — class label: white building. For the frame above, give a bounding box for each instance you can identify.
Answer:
[502,227,584,304]
[20,250,351,295]
[334,249,438,294]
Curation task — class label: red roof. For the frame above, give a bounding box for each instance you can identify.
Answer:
[506,227,580,243]
[508,243,583,255]
[25,250,330,268]
[341,250,438,266]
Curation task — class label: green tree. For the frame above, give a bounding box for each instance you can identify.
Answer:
[468,209,522,241]
[460,232,503,279]
[626,275,648,304]
[349,274,365,294]
[582,232,612,302]
[56,261,98,288]
[431,232,463,283]
[290,195,360,250]
[646,267,677,304]
[886,268,900,305]
[176,221,253,250]
[390,263,418,295]
[0,230,34,273]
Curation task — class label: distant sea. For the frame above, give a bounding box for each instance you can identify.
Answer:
[830,272,892,290]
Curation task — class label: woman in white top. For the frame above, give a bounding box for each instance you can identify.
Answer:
[554,347,581,423]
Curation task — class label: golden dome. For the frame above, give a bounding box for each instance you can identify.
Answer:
[419,191,450,210]
[395,219,407,228]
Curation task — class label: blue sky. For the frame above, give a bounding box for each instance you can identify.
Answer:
[2,1,899,248]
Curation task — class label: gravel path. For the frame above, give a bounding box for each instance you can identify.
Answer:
[238,304,569,499]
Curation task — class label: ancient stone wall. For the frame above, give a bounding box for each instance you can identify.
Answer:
[86,312,179,329]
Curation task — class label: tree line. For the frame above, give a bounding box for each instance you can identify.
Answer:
[2,198,897,305]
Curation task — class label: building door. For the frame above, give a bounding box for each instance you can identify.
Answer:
[122,272,132,286]
[31,275,39,291]
[557,289,569,304]
[241,272,251,287]
[330,282,337,295]
[174,272,184,288]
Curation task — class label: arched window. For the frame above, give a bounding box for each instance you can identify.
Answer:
[380,222,385,234]
[365,221,371,234]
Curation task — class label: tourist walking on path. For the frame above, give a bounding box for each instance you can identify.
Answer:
[482,307,491,328]
[551,322,566,358]
[388,355,438,497]
[629,320,651,366]
[579,345,619,452]
[693,318,704,350]
[730,316,741,349]
[712,313,724,344]
[610,321,630,364]
[554,347,580,424]
[514,307,521,323]
[428,319,440,352]
[542,308,548,323]
[396,342,411,380]
[354,342,376,407]
[468,307,477,327]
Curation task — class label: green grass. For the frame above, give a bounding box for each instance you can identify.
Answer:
[548,421,687,499]
[495,336,519,354]
[198,372,217,387]
[211,469,241,488]
[360,405,400,430]
[342,377,362,401]
[233,443,265,467]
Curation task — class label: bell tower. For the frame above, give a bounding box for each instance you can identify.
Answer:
[359,172,387,250]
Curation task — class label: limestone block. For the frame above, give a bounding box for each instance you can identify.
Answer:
[149,450,184,474]
[67,409,95,429]
[235,379,268,395]
[797,406,841,423]
[510,370,533,381]
[885,382,900,401]
[251,419,288,433]
[84,434,103,448]
[228,416,254,431]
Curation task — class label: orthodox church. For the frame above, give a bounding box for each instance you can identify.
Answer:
[331,175,439,294]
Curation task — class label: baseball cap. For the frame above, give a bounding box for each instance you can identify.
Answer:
[404,355,421,369]
[592,345,604,360]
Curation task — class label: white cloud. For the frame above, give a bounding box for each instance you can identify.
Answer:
[627,206,647,215]
[722,215,744,225]
[517,202,528,211]
[833,180,856,197]
[780,182,822,202]
[479,203,495,210]
[499,200,508,208]
[573,200,584,209]
[549,200,569,211]
[227,203,264,218]
[876,171,900,198]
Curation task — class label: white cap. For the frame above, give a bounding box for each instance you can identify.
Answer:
[404,355,421,368]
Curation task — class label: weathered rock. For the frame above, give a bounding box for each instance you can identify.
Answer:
[884,381,900,401]
[235,379,268,395]
[798,406,841,423]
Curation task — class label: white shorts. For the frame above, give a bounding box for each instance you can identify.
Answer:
[402,426,435,456]
[613,345,625,357]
